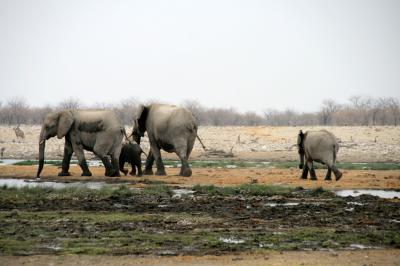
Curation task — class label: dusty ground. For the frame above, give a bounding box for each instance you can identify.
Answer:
[1,125,400,162]
[1,250,400,266]
[1,165,399,190]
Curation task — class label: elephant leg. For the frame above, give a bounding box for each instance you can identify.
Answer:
[58,141,73,176]
[94,146,116,177]
[110,156,121,177]
[144,150,154,175]
[332,165,342,181]
[300,163,308,179]
[72,144,92,176]
[325,167,332,181]
[151,144,166,176]
[307,160,317,180]
[130,163,136,176]
[137,162,143,177]
[119,159,128,176]
[177,148,192,177]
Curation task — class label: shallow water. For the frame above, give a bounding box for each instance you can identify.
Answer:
[219,237,245,244]
[335,189,400,199]
[0,159,24,165]
[0,178,106,189]
[264,202,300,207]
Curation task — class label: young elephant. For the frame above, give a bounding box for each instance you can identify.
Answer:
[297,129,342,181]
[119,142,144,176]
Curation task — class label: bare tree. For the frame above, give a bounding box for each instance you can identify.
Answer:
[320,99,340,125]
[182,100,206,124]
[113,97,139,125]
[384,97,400,126]
[3,97,30,124]
[57,97,82,110]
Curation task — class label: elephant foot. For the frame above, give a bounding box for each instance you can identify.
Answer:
[180,168,192,177]
[121,169,128,176]
[335,171,343,181]
[324,176,332,181]
[105,169,120,177]
[143,168,154,175]
[136,173,143,177]
[300,175,307,180]
[310,177,317,181]
[81,171,92,177]
[58,172,71,177]
[156,169,167,176]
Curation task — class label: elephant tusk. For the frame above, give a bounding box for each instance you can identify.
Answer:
[39,139,45,145]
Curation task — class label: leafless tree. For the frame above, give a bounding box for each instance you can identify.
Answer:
[2,97,30,125]
[320,99,340,125]
[57,97,82,110]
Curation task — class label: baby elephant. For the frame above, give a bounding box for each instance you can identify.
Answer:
[297,129,342,181]
[119,142,144,176]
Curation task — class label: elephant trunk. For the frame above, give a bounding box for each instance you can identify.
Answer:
[299,153,304,169]
[37,131,46,178]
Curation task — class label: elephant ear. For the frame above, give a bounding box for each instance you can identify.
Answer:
[57,111,74,139]
[297,130,305,154]
[136,105,149,136]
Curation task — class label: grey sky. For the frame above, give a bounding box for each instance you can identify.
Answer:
[1,0,399,112]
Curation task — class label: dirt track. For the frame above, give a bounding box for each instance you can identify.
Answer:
[2,250,400,266]
[1,165,399,190]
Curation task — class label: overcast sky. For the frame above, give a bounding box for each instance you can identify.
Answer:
[1,0,399,112]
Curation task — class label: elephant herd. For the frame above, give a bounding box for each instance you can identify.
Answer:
[36,103,342,181]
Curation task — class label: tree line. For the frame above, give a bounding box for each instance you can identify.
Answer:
[0,96,399,126]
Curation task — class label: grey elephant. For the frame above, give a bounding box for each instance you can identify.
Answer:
[297,129,342,181]
[131,103,197,177]
[37,110,124,178]
[119,142,144,176]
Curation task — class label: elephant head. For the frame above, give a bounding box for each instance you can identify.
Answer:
[297,130,305,169]
[131,105,149,144]
[37,110,74,177]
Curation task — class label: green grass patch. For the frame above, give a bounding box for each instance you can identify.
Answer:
[0,184,174,206]
[13,160,68,166]
[193,184,293,197]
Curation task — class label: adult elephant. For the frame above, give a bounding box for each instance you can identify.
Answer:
[297,129,342,181]
[37,110,124,178]
[131,104,198,177]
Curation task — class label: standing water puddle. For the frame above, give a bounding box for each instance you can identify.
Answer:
[0,179,107,189]
[335,189,400,199]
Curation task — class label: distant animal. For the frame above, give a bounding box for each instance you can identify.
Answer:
[119,142,145,176]
[37,110,124,178]
[131,103,199,177]
[13,125,25,140]
[297,129,342,181]
[0,147,5,158]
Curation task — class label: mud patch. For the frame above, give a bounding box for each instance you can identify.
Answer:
[0,184,398,256]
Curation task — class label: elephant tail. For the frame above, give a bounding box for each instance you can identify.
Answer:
[140,148,148,158]
[196,134,207,151]
[332,145,337,164]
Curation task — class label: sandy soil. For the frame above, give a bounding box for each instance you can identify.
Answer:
[1,125,400,162]
[1,165,399,190]
[1,250,400,266]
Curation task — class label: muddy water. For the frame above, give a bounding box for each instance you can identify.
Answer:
[335,189,400,199]
[0,178,107,189]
